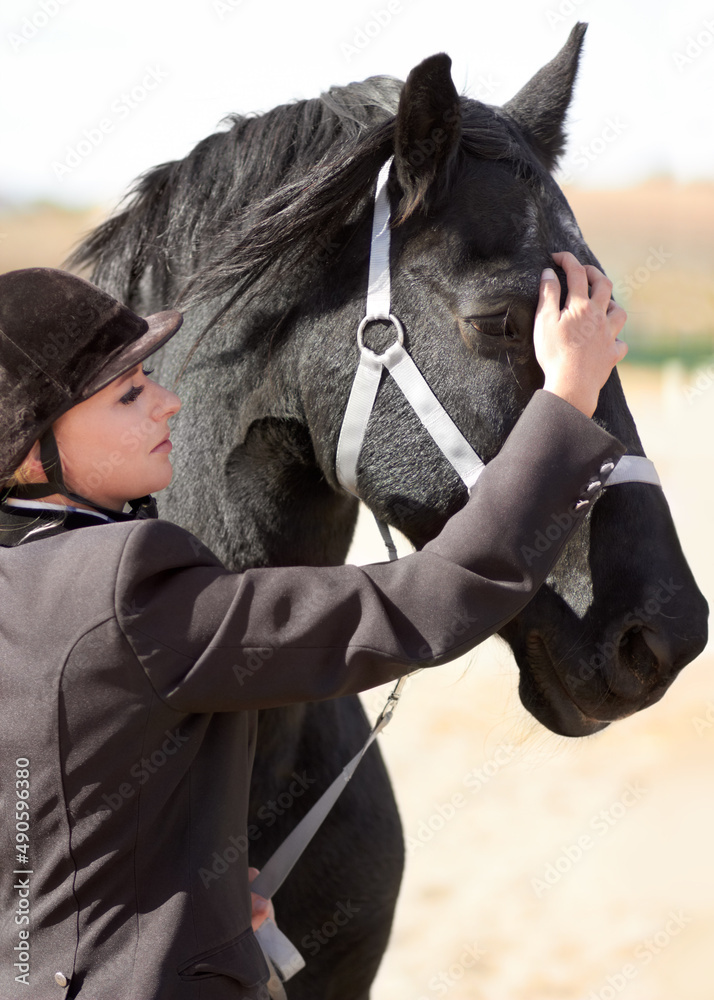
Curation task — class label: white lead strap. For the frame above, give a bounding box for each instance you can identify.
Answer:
[601,454,661,487]
[250,675,408,903]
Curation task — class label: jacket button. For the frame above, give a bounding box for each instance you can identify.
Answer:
[600,460,615,475]
[571,499,590,512]
[54,972,69,988]
[586,480,602,493]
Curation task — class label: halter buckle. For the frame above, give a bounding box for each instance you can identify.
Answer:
[357,313,404,361]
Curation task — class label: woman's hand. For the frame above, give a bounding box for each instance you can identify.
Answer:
[248,866,275,932]
[533,250,628,418]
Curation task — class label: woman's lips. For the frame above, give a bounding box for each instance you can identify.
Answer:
[151,437,172,453]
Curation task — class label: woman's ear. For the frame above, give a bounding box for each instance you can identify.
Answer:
[23,440,46,482]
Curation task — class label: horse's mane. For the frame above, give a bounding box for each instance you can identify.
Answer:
[70,74,534,310]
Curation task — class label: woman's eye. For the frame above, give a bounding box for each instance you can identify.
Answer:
[119,385,144,405]
[119,365,154,404]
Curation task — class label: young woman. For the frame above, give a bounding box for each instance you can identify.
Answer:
[0,258,626,999]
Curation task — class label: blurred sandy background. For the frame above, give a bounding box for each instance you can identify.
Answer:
[1,185,712,999]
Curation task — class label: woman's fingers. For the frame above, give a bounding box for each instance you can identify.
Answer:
[606,299,628,338]
[535,267,561,321]
[550,250,588,304]
[536,251,629,417]
[551,251,624,339]
[551,251,618,317]
[582,264,615,313]
[248,866,275,931]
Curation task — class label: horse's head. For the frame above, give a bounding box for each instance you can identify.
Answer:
[298,24,708,736]
[75,23,707,738]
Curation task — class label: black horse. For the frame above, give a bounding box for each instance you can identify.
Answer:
[72,23,708,999]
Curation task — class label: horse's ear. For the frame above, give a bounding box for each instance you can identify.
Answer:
[503,22,587,171]
[392,53,461,223]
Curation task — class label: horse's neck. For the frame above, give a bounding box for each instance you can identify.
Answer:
[217,463,358,571]
[161,410,358,572]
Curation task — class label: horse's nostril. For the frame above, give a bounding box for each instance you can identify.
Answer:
[639,626,675,667]
[606,625,661,699]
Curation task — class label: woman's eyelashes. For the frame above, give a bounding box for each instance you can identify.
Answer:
[119,365,155,405]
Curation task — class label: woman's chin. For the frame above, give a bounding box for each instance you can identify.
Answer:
[146,464,174,492]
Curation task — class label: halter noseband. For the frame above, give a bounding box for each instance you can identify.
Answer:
[335,156,660,538]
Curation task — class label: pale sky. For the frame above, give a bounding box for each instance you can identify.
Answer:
[1,0,712,209]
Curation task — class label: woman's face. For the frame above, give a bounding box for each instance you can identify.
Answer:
[31,363,182,511]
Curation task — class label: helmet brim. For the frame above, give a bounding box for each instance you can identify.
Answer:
[77,309,184,402]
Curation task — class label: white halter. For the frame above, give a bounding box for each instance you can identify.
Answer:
[335,156,660,518]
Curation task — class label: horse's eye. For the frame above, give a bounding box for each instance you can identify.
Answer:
[468,315,518,340]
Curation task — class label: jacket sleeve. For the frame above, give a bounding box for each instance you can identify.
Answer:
[115,390,625,712]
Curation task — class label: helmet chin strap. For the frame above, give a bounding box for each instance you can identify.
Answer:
[7,429,158,521]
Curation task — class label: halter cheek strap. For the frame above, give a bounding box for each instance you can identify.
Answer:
[335,155,661,521]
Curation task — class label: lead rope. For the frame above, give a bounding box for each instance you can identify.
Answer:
[251,674,409,987]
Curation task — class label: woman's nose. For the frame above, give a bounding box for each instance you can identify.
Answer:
[153,385,181,419]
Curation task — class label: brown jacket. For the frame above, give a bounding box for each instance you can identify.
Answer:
[0,390,624,999]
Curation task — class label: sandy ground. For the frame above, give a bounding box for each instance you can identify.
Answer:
[349,364,714,1000]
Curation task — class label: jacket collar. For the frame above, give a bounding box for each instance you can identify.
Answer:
[0,497,121,547]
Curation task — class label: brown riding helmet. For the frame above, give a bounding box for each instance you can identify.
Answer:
[0,267,183,517]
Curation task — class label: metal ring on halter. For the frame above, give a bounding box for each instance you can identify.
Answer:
[357,313,405,361]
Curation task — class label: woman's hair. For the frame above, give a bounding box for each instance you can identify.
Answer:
[2,459,34,492]
[3,436,69,500]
